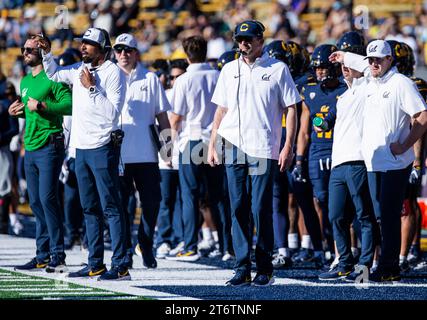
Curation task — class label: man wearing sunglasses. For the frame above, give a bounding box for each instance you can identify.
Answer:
[112,33,171,270]
[9,34,72,273]
[208,20,299,287]
[330,39,427,282]
[39,28,130,281]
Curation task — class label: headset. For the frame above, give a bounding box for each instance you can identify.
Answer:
[233,20,265,148]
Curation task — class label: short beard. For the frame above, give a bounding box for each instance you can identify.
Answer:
[82,56,93,64]
[25,57,42,67]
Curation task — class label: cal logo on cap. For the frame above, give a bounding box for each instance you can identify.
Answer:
[240,23,249,32]
[369,45,378,53]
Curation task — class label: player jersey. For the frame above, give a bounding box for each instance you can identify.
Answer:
[411,76,427,102]
[302,80,347,159]
[282,72,316,128]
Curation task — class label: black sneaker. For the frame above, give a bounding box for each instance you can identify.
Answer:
[252,273,274,286]
[14,257,50,270]
[142,248,157,269]
[399,260,410,273]
[45,257,67,273]
[319,267,351,281]
[272,254,293,269]
[68,265,107,278]
[344,265,370,282]
[369,269,401,283]
[292,248,314,263]
[226,270,251,287]
[98,266,131,281]
[165,250,200,262]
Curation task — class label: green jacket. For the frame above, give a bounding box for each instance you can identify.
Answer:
[20,69,72,151]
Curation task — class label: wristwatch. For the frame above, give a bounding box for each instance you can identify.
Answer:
[89,85,96,93]
[36,101,44,111]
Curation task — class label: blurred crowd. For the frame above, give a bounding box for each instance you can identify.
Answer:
[1,0,427,76]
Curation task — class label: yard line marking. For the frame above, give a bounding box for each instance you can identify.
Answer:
[0,288,96,292]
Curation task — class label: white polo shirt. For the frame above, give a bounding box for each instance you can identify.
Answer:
[43,52,126,150]
[119,63,171,164]
[362,67,427,171]
[332,52,370,168]
[159,88,180,170]
[170,63,219,153]
[331,76,367,168]
[211,54,300,160]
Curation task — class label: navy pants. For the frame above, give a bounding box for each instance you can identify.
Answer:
[156,169,183,247]
[120,162,161,258]
[25,141,65,262]
[292,161,323,251]
[328,162,376,270]
[309,156,334,250]
[63,157,86,245]
[76,142,126,269]
[225,145,275,275]
[367,166,411,274]
[179,140,229,253]
[272,128,289,249]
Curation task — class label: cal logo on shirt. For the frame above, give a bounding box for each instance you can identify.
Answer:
[320,105,329,113]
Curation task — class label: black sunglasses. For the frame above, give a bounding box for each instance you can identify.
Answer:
[21,47,39,55]
[235,36,255,43]
[169,74,182,80]
[114,46,134,54]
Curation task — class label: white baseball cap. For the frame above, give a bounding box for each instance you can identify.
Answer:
[364,40,392,59]
[75,28,109,48]
[113,33,138,50]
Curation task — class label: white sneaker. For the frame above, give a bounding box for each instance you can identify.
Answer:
[222,251,234,261]
[329,256,340,272]
[156,243,171,259]
[9,214,24,236]
[135,244,142,257]
[197,239,215,251]
[169,241,184,256]
[208,249,222,258]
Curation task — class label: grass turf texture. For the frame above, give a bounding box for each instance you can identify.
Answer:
[0,268,146,300]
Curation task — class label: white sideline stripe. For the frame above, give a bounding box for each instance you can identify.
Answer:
[0,279,51,282]
[0,285,71,289]
[0,288,96,292]
[24,292,118,296]
[274,278,427,288]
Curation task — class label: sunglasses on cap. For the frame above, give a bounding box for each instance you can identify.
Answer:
[114,46,135,54]
[21,47,39,55]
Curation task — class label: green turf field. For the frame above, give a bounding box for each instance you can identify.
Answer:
[0,268,145,300]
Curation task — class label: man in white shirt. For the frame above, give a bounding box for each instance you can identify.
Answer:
[167,36,229,263]
[39,28,130,281]
[330,40,427,282]
[113,33,171,269]
[316,35,377,282]
[208,20,299,286]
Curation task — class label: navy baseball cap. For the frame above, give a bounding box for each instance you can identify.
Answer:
[234,20,265,39]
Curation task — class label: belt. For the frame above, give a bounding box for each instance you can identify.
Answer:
[335,160,365,168]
